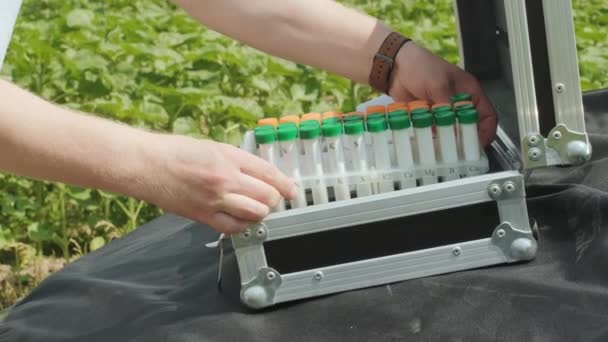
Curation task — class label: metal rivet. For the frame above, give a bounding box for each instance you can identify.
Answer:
[497,229,506,238]
[452,247,462,256]
[488,184,502,198]
[503,181,515,193]
[555,83,565,93]
[528,148,542,161]
[266,272,276,280]
[313,271,324,281]
[242,231,250,239]
[552,131,562,140]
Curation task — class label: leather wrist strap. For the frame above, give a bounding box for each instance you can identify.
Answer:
[369,32,411,94]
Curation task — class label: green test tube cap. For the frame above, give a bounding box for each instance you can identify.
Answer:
[254,127,276,144]
[344,120,365,135]
[410,108,431,117]
[321,122,343,137]
[388,109,408,118]
[434,110,456,126]
[321,117,340,125]
[457,109,480,124]
[432,105,452,113]
[388,115,411,130]
[412,112,433,128]
[451,93,472,103]
[299,124,321,139]
[343,115,364,122]
[277,125,298,141]
[366,117,388,132]
[455,103,475,112]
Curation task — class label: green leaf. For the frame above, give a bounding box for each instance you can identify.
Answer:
[66,9,95,29]
[27,222,53,243]
[89,236,106,251]
[172,117,201,136]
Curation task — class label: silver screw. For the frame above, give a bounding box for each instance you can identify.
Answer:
[452,247,462,256]
[503,181,515,193]
[528,148,542,161]
[313,271,324,281]
[555,83,565,93]
[552,131,562,140]
[528,135,539,146]
[497,229,506,238]
[243,231,251,239]
[256,227,266,238]
[488,184,502,198]
[267,272,276,280]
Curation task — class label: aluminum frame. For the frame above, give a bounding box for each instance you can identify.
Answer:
[232,170,535,309]
[456,0,591,169]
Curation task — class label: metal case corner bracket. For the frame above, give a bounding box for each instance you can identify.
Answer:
[240,267,282,309]
[491,222,537,262]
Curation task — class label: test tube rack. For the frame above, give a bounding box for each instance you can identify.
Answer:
[228,0,591,309]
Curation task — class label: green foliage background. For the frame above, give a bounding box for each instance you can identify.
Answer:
[0,0,606,308]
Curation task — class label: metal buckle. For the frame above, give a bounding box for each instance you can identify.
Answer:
[374,52,394,67]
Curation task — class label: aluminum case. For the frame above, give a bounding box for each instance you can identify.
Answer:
[227,0,590,309]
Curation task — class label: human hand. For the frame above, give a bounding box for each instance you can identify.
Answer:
[388,42,498,146]
[137,134,296,234]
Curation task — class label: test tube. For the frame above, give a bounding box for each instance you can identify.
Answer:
[254,128,285,211]
[277,125,307,209]
[299,124,329,205]
[322,122,350,201]
[344,120,373,197]
[435,111,460,181]
[389,115,416,189]
[412,112,438,185]
[367,117,394,193]
[458,109,482,176]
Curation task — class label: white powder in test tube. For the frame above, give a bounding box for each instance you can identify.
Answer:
[299,124,329,205]
[322,123,351,201]
[435,111,460,181]
[412,112,438,185]
[255,128,285,212]
[343,120,373,198]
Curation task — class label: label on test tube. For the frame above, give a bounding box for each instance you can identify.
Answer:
[277,125,307,209]
[389,115,416,189]
[322,123,350,201]
[435,111,460,181]
[412,112,438,185]
[299,125,329,205]
[255,128,285,212]
[367,117,394,193]
[344,121,373,198]
[458,109,482,176]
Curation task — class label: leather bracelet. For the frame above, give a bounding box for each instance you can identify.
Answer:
[369,32,411,94]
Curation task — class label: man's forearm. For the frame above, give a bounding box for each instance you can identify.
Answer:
[0,79,149,196]
[173,0,391,84]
